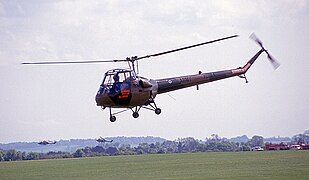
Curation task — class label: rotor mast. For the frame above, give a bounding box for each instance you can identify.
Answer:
[126,56,139,74]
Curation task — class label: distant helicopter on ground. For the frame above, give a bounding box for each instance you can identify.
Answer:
[38,140,57,145]
[23,34,279,122]
[96,137,113,143]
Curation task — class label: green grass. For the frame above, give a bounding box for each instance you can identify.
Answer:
[1,151,309,179]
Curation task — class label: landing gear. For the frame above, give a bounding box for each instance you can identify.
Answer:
[131,106,142,119]
[155,108,161,115]
[141,97,162,116]
[149,99,161,116]
[132,112,139,118]
[129,97,161,119]
[109,107,116,122]
[110,116,116,122]
[104,97,161,121]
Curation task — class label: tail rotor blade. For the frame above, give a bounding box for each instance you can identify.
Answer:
[250,33,280,70]
[266,52,280,70]
[250,33,263,48]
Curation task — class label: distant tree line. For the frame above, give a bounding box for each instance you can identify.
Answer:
[1,133,309,162]
[0,149,72,161]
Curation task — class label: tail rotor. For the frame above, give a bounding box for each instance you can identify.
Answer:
[250,33,280,70]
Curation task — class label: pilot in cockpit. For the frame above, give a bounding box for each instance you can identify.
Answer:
[112,73,120,94]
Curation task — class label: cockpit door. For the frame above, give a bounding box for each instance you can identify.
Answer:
[97,69,135,106]
[111,71,132,98]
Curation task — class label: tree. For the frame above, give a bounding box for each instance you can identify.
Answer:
[210,134,221,143]
[73,149,85,158]
[118,144,134,155]
[92,146,105,153]
[292,134,309,144]
[21,152,27,160]
[178,137,200,152]
[26,152,39,160]
[249,136,264,147]
[4,149,18,161]
[238,142,251,151]
[196,143,207,152]
[106,147,118,155]
[16,151,24,161]
[0,150,4,161]
[138,143,150,154]
[62,152,72,158]
[149,143,159,154]
[161,140,177,153]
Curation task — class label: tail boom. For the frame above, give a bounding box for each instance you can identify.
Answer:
[156,49,264,94]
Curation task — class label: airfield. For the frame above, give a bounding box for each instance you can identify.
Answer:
[1,1,309,180]
[1,151,308,179]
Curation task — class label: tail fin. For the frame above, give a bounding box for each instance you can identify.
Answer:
[242,49,264,73]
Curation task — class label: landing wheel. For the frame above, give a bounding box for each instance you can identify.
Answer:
[110,116,116,122]
[132,112,139,118]
[155,108,161,115]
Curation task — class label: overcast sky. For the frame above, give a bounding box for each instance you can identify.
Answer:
[1,0,309,143]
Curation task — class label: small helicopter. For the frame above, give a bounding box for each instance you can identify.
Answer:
[38,140,57,145]
[96,136,113,143]
[22,34,279,122]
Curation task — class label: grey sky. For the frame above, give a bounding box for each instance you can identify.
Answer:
[1,0,309,143]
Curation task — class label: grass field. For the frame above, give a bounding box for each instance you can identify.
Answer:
[1,151,309,179]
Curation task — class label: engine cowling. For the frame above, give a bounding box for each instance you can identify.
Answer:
[139,79,153,88]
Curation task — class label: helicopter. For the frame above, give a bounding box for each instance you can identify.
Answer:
[22,33,279,122]
[96,136,113,143]
[38,140,57,145]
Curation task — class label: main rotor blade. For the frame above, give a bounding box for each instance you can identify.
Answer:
[21,59,127,65]
[136,35,239,60]
[22,35,238,65]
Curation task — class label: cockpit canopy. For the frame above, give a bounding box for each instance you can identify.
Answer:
[97,69,136,95]
[103,69,136,85]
